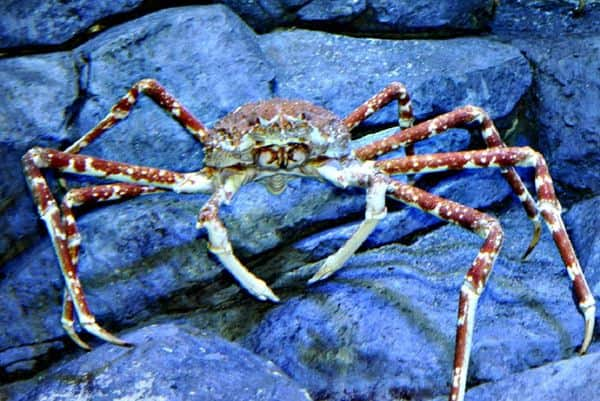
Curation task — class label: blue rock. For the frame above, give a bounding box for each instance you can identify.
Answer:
[527,37,600,195]
[297,0,496,33]
[73,5,274,171]
[0,0,143,48]
[260,30,532,126]
[431,351,600,401]
[1,323,313,401]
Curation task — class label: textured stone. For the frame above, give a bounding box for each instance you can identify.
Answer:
[0,4,275,269]
[526,37,600,195]
[431,351,600,401]
[1,323,313,401]
[73,5,274,171]
[297,0,496,34]
[0,52,77,264]
[260,30,532,126]
[0,0,143,48]
[222,0,495,35]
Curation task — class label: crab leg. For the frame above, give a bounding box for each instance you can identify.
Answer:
[66,79,210,154]
[196,172,280,302]
[356,105,542,258]
[58,183,164,348]
[377,147,596,351]
[22,147,212,347]
[309,169,389,283]
[386,180,503,401]
[343,82,415,131]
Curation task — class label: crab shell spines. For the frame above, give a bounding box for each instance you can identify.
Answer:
[204,99,351,168]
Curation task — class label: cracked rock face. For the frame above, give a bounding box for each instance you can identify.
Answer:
[1,2,599,401]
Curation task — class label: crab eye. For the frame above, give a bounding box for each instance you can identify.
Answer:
[255,146,279,168]
[286,144,308,168]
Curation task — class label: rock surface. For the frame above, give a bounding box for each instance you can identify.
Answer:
[432,351,600,401]
[260,30,531,124]
[0,0,143,48]
[0,323,313,401]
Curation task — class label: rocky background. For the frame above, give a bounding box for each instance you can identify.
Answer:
[0,1,599,400]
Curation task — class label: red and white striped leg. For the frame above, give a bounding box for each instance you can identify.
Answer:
[58,183,163,348]
[356,106,542,256]
[22,157,130,347]
[343,82,415,131]
[377,147,596,353]
[196,174,280,303]
[66,79,210,154]
[22,148,212,347]
[387,180,503,401]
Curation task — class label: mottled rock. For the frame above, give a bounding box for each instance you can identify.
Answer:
[491,0,600,38]
[223,0,495,35]
[0,0,143,48]
[491,2,600,198]
[431,351,600,401]
[525,36,600,195]
[1,323,313,401]
[297,0,496,34]
[0,52,77,264]
[260,30,532,125]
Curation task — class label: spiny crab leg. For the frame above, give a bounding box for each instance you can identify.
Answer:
[377,147,596,400]
[355,105,542,258]
[385,179,504,401]
[66,78,210,155]
[309,168,389,283]
[59,183,163,348]
[22,147,212,347]
[196,171,280,302]
[343,82,415,131]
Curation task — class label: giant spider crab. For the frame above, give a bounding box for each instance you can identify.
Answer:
[23,79,595,401]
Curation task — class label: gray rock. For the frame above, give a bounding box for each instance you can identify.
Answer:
[244,207,597,400]
[297,0,496,34]
[525,36,600,195]
[491,0,600,38]
[430,351,600,401]
[0,52,77,264]
[0,0,143,48]
[222,0,495,35]
[1,323,313,401]
[260,30,532,125]
[491,3,600,198]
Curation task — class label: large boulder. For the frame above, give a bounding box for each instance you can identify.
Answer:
[1,323,313,401]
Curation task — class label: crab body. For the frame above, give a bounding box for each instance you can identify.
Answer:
[22,78,595,401]
[206,98,352,168]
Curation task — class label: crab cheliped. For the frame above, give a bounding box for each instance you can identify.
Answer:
[23,79,595,401]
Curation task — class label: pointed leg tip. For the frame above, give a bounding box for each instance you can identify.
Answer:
[521,221,542,261]
[250,285,280,303]
[83,321,131,348]
[579,305,596,355]
[308,270,331,285]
